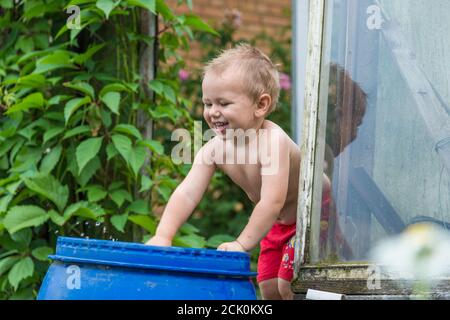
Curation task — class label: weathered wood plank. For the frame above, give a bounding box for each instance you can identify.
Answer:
[295,0,326,272]
[292,264,450,295]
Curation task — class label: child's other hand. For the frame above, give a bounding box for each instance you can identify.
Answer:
[145,235,172,247]
[217,241,246,252]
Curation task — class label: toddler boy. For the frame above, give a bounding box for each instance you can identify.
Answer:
[147,44,301,300]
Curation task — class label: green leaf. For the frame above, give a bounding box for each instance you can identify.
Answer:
[129,145,147,177]
[156,185,171,202]
[77,156,101,187]
[64,96,91,125]
[99,83,131,96]
[64,82,95,99]
[8,287,34,300]
[139,175,153,193]
[74,43,106,65]
[63,201,105,220]
[16,74,47,89]
[0,250,19,260]
[40,144,62,174]
[3,206,49,234]
[126,200,149,215]
[86,185,107,202]
[163,85,176,104]
[23,175,69,212]
[0,0,13,9]
[100,91,120,115]
[206,234,235,248]
[173,234,206,248]
[106,143,118,161]
[111,213,128,233]
[5,92,44,115]
[0,256,20,277]
[148,80,164,95]
[34,51,76,74]
[155,0,174,20]
[96,0,117,18]
[8,257,34,290]
[179,223,200,235]
[31,247,53,261]
[47,95,70,106]
[0,195,14,214]
[63,125,91,140]
[111,134,132,163]
[183,14,219,36]
[11,229,32,246]
[43,127,65,144]
[149,105,182,122]
[48,210,67,226]
[127,0,156,13]
[76,137,103,174]
[128,215,156,234]
[110,189,132,208]
[16,33,35,52]
[0,138,18,158]
[6,181,21,195]
[139,139,164,155]
[112,124,142,140]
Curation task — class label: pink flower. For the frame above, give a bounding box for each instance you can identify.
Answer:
[178,69,189,81]
[279,72,291,90]
[225,9,242,29]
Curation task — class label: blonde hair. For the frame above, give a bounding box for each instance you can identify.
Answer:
[203,43,281,113]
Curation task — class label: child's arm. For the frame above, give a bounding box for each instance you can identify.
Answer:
[146,142,216,246]
[218,133,291,252]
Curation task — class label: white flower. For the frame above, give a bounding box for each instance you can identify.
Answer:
[370,223,450,280]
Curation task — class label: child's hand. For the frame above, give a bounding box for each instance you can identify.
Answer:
[217,241,246,252]
[145,235,172,247]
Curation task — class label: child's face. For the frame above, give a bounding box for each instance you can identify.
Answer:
[202,67,259,136]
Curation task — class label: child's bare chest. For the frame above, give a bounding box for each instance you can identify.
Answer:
[217,163,262,203]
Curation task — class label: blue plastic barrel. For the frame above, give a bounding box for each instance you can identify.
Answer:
[37,237,257,300]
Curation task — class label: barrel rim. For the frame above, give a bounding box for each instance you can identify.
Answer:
[51,237,257,277]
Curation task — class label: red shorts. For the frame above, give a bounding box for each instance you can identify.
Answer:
[257,223,296,283]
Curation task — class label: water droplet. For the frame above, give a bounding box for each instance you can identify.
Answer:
[55,230,59,235]
[80,233,84,237]
[85,221,89,226]
[95,222,101,227]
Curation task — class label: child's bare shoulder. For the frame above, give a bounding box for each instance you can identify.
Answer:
[261,120,295,148]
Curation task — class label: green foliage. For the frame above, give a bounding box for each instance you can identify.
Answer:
[0,0,217,299]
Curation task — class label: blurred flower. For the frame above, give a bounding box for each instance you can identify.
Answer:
[224,9,242,29]
[279,72,291,90]
[370,223,450,297]
[178,69,189,82]
[234,202,244,212]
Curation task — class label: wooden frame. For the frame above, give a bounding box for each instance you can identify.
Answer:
[293,0,450,298]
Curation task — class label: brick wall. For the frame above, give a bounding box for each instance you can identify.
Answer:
[164,0,292,70]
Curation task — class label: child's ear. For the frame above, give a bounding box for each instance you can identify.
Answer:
[255,93,272,118]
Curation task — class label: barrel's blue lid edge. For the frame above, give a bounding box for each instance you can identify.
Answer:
[51,237,257,278]
[48,255,257,277]
[56,236,250,258]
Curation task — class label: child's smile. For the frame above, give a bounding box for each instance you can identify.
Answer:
[202,67,262,138]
